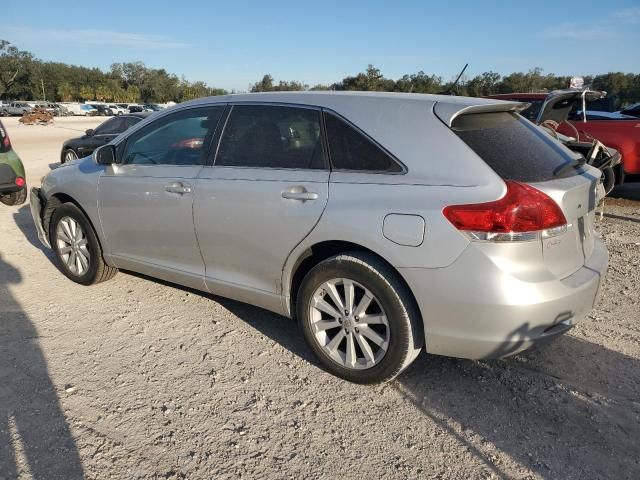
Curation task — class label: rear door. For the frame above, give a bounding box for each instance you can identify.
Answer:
[98,105,225,289]
[193,104,329,297]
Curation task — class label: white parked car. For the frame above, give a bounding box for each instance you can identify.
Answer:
[64,104,99,116]
[106,104,127,116]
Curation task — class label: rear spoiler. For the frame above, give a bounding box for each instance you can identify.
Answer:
[434,101,530,127]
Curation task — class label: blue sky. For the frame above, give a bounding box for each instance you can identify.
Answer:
[1,0,639,91]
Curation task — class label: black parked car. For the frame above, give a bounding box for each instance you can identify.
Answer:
[60,113,149,163]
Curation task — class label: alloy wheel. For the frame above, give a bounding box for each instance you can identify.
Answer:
[309,278,390,370]
[64,150,78,163]
[55,216,90,276]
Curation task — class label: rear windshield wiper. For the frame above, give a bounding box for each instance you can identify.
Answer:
[553,156,586,177]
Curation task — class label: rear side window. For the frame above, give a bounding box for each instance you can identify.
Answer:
[324,113,402,172]
[216,105,325,169]
[95,117,125,135]
[452,112,578,182]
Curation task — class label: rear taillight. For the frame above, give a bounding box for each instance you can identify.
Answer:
[15,177,25,187]
[443,180,567,242]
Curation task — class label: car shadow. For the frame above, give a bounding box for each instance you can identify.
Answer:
[124,270,322,369]
[394,333,640,479]
[0,254,84,479]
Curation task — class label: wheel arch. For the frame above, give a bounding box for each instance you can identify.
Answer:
[285,240,423,333]
[44,192,104,253]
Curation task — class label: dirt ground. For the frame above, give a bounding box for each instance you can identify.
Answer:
[0,116,639,479]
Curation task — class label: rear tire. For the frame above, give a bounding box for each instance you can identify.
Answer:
[49,203,117,285]
[0,188,27,206]
[297,252,423,384]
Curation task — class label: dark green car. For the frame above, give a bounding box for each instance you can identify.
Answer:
[0,119,27,206]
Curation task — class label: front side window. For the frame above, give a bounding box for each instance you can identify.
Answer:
[216,105,325,169]
[122,107,223,166]
[324,112,402,172]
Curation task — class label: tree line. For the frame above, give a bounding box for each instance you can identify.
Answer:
[0,40,226,103]
[2,40,639,108]
[251,66,640,108]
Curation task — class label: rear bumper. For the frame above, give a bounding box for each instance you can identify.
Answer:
[29,187,51,248]
[401,236,608,359]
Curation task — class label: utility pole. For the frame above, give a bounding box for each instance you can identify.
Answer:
[41,79,46,101]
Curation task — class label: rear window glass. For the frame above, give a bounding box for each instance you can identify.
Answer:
[452,112,579,182]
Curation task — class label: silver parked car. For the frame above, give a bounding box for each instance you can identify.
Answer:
[30,92,608,383]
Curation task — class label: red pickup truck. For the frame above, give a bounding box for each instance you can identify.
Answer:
[486,92,640,183]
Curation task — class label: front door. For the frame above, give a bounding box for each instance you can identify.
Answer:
[194,104,329,305]
[98,106,225,289]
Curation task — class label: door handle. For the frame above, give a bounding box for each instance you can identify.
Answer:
[165,182,192,195]
[281,187,318,202]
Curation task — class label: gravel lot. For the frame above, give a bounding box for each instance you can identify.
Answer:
[0,116,639,479]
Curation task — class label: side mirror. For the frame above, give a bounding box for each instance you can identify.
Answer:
[95,144,116,165]
[85,129,95,136]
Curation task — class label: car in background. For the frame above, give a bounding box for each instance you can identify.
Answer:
[60,112,149,163]
[577,111,637,120]
[143,103,164,112]
[127,104,147,113]
[32,92,608,384]
[0,120,27,206]
[107,104,127,116]
[62,103,99,116]
[618,103,640,118]
[90,104,112,116]
[485,92,640,184]
[1,102,33,116]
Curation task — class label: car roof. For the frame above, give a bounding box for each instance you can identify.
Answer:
[179,91,525,127]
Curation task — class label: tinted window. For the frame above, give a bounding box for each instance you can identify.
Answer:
[122,107,223,166]
[123,116,142,129]
[95,117,125,135]
[324,113,402,172]
[452,112,579,182]
[216,105,325,169]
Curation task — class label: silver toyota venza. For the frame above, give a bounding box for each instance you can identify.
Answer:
[30,92,608,384]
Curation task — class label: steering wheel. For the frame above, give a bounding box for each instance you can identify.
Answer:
[540,120,560,139]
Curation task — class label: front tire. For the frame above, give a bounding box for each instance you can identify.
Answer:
[49,203,117,285]
[62,149,78,164]
[297,252,423,384]
[0,188,27,206]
